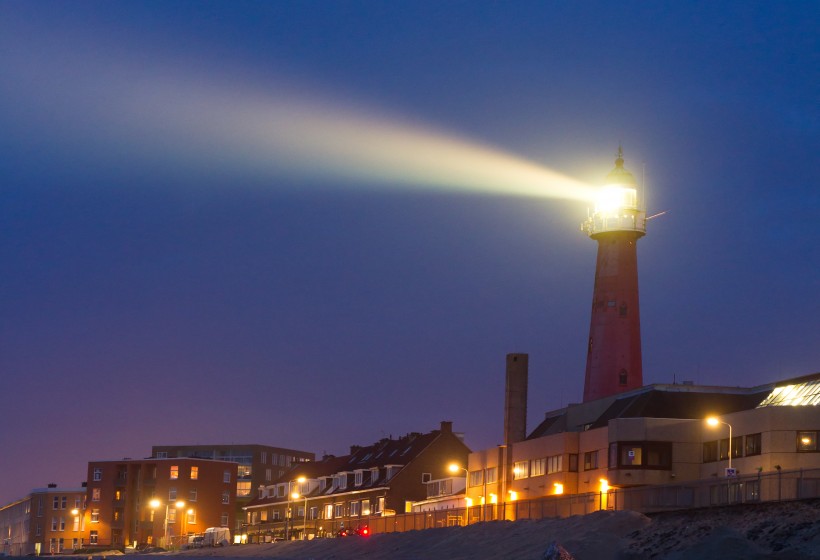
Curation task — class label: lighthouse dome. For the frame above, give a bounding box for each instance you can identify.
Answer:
[605,147,637,186]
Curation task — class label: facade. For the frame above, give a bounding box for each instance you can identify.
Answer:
[0,484,87,556]
[468,371,820,513]
[581,148,646,402]
[151,444,314,533]
[243,421,470,539]
[84,457,237,548]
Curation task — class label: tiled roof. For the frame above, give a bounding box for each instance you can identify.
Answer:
[244,430,443,508]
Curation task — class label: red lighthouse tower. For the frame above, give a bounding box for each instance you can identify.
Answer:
[581,148,646,402]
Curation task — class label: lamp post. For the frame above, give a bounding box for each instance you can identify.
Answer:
[448,463,473,525]
[150,499,184,549]
[706,416,734,472]
[284,477,306,541]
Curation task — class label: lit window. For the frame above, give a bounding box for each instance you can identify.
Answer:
[91,488,101,502]
[222,491,230,505]
[334,503,344,518]
[350,501,360,516]
[361,499,370,516]
[485,467,497,484]
[170,466,179,480]
[513,461,529,479]
[190,467,198,480]
[236,482,251,497]
[547,455,563,474]
[530,458,546,477]
[90,509,99,523]
[469,470,483,487]
[188,509,196,524]
[798,431,818,452]
[323,504,333,519]
[621,446,643,466]
[168,508,176,523]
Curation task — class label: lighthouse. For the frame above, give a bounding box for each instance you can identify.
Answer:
[580,148,646,402]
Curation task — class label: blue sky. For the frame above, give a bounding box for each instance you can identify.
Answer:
[0,1,817,504]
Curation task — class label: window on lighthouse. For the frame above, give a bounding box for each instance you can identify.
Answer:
[619,370,628,385]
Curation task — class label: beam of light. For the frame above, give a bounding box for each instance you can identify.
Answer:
[2,43,597,202]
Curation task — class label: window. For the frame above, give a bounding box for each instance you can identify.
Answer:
[621,445,642,466]
[745,433,762,456]
[703,441,718,463]
[485,467,497,484]
[323,504,333,519]
[236,482,251,497]
[371,467,380,483]
[334,503,344,518]
[376,497,384,514]
[530,458,546,477]
[61,497,67,509]
[265,468,272,482]
[337,473,348,489]
[361,499,370,516]
[73,516,79,532]
[568,454,578,472]
[469,470,483,487]
[59,517,65,531]
[36,524,41,536]
[310,507,319,520]
[52,518,58,531]
[261,451,267,464]
[611,442,672,469]
[220,513,229,527]
[190,466,198,480]
[350,501,360,516]
[222,491,230,505]
[187,509,196,524]
[547,455,563,474]
[189,488,197,502]
[156,451,168,459]
[168,508,177,523]
[90,509,100,523]
[798,431,818,451]
[58,538,64,552]
[237,465,252,478]
[223,470,231,483]
[74,497,81,509]
[53,497,60,509]
[718,437,743,460]
[169,487,177,500]
[513,461,528,479]
[92,488,101,502]
[170,466,179,479]
[355,471,363,486]
[92,468,102,482]
[584,451,599,471]
[272,510,280,520]
[89,531,98,545]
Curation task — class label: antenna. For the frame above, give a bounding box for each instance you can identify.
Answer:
[642,162,646,212]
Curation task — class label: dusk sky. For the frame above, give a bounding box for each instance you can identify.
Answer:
[1,1,817,505]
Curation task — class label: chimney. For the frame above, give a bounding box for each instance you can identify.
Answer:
[504,353,528,445]
[47,483,57,488]
[440,420,453,433]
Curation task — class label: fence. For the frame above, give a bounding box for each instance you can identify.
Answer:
[244,467,820,541]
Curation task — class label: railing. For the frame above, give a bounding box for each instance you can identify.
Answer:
[242,467,820,540]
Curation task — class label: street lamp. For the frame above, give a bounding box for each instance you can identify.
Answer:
[706,416,734,472]
[150,499,184,549]
[449,463,476,525]
[284,477,306,541]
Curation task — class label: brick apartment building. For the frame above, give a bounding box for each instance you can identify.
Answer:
[0,484,87,555]
[84,457,237,548]
[150,444,314,533]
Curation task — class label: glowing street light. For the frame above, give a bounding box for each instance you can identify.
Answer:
[553,483,564,495]
[706,416,734,472]
[149,499,185,549]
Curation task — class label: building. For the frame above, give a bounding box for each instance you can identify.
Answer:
[84,457,237,548]
[151,443,314,533]
[0,484,87,556]
[243,421,470,539]
[581,148,646,402]
[468,368,820,516]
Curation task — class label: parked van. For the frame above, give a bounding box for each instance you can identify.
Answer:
[203,527,231,547]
